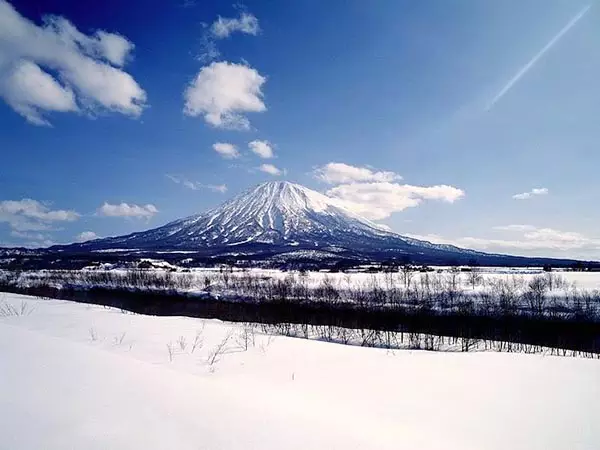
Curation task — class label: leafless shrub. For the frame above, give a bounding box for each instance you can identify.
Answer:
[177,335,187,351]
[207,330,233,366]
[89,327,98,342]
[191,325,205,353]
[113,332,127,346]
[259,334,276,353]
[166,341,175,362]
[0,299,35,317]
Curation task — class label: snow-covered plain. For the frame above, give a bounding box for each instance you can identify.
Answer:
[11,265,600,292]
[1,292,600,449]
[192,266,600,291]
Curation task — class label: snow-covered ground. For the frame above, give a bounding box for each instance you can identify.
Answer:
[1,292,599,449]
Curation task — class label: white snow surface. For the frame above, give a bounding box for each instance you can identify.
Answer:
[1,293,600,449]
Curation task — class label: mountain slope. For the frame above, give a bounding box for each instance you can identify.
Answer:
[54,181,577,266]
[69,181,470,254]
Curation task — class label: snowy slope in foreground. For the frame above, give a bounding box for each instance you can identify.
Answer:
[1,294,599,450]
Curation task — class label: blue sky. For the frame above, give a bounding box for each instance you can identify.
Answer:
[1,0,599,258]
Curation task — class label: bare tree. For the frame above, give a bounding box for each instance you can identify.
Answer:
[400,265,415,290]
[236,324,255,351]
[467,267,483,289]
[526,275,548,316]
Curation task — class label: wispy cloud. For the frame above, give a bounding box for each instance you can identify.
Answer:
[0,198,79,232]
[212,142,241,159]
[314,162,402,184]
[97,202,158,219]
[486,4,592,111]
[512,187,548,200]
[76,231,100,242]
[166,174,227,193]
[406,224,600,258]
[211,12,260,38]
[259,164,284,176]
[197,9,260,62]
[248,140,274,158]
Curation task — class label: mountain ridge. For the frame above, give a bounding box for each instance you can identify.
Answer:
[36,180,584,267]
[67,181,475,255]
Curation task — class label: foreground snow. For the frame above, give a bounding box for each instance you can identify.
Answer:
[1,293,599,449]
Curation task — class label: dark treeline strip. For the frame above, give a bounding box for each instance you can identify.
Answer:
[2,282,600,356]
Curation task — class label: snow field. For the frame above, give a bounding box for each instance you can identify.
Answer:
[1,293,600,449]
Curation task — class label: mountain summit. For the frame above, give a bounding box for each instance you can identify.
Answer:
[62,181,574,266]
[75,181,401,250]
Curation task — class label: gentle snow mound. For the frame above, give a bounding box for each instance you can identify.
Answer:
[1,293,600,449]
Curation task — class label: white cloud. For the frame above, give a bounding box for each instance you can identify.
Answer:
[211,12,260,38]
[212,142,240,159]
[314,162,402,184]
[76,231,99,242]
[92,31,134,67]
[259,164,283,176]
[97,202,158,219]
[2,60,78,125]
[207,184,228,193]
[512,187,549,200]
[326,182,465,220]
[166,174,227,193]
[197,10,260,62]
[0,198,79,231]
[183,61,266,129]
[248,140,274,158]
[406,225,600,258]
[0,0,146,125]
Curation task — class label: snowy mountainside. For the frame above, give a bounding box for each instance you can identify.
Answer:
[50,181,579,266]
[70,181,428,251]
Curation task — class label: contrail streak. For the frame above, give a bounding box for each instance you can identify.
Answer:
[486,4,592,110]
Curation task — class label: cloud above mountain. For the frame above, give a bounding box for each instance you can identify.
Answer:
[249,140,274,158]
[314,163,464,220]
[315,162,402,184]
[259,164,284,176]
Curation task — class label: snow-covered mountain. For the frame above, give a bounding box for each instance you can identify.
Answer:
[66,182,459,254]
[53,181,576,266]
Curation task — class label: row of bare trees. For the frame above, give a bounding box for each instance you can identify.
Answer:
[1,268,598,321]
[2,267,600,356]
